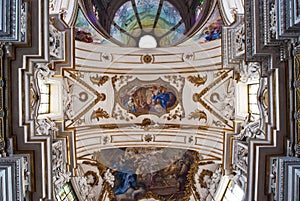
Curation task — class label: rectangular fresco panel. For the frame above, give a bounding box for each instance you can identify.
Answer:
[93,147,199,201]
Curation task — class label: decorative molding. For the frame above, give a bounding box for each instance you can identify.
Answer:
[269,158,278,200]
[222,14,245,70]
[49,23,64,59]
[0,0,21,41]
[52,140,71,196]
[0,156,25,201]
[277,0,300,38]
[277,157,300,201]
[36,118,58,136]
[232,141,248,173]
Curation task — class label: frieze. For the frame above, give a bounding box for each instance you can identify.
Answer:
[269,158,277,200]
[20,3,28,43]
[53,140,71,195]
[49,23,64,59]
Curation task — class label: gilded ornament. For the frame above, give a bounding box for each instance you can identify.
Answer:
[91,108,109,120]
[89,75,109,86]
[142,54,153,64]
[144,134,153,142]
[188,109,207,122]
[187,74,207,87]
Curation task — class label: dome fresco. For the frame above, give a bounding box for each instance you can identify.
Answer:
[82,0,212,47]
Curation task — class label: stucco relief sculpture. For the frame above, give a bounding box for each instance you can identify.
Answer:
[191,70,235,129]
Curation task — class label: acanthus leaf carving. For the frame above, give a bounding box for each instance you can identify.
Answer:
[188,109,207,122]
[49,24,64,59]
[112,75,133,89]
[35,63,55,82]
[52,140,71,195]
[164,75,185,89]
[91,108,110,120]
[36,118,57,136]
[90,75,109,86]
[187,74,207,87]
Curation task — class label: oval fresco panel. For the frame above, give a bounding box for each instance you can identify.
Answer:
[118,79,178,116]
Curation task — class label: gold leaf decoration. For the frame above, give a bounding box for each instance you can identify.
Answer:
[91,108,109,120]
[90,75,109,86]
[188,109,207,122]
[187,74,207,87]
[144,134,153,142]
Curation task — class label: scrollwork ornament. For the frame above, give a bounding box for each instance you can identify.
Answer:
[187,74,207,87]
[188,109,207,122]
[49,24,63,59]
[35,63,55,82]
[20,3,27,42]
[0,137,5,155]
[91,108,110,120]
[164,105,184,121]
[52,141,71,195]
[235,24,245,55]
[112,106,134,121]
[90,74,109,86]
[36,118,58,136]
[112,75,133,89]
[164,75,185,89]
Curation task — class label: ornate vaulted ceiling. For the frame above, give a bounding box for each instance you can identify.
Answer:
[45,1,232,200]
[2,0,300,201]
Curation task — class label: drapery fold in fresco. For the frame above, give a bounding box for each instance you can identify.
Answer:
[93,147,200,201]
[117,78,178,116]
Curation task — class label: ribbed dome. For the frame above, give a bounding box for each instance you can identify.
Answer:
[81,0,212,47]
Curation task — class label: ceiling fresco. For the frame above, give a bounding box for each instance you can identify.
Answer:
[181,7,223,45]
[63,69,234,130]
[46,2,234,199]
[4,0,297,201]
[79,0,215,47]
[72,147,223,201]
[16,0,255,200]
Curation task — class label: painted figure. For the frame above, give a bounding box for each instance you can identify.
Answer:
[125,96,137,112]
[120,83,177,115]
[151,86,171,111]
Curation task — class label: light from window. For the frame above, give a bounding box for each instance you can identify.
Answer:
[38,84,50,114]
[139,35,157,48]
[248,84,260,119]
[56,183,77,201]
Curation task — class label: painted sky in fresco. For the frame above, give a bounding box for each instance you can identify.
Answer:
[180,7,223,45]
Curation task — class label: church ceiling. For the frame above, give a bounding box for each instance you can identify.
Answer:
[4,0,298,201]
[49,3,233,199]
[79,0,215,47]
[7,0,275,200]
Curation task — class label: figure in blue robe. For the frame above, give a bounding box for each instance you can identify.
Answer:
[152,92,170,110]
[113,160,137,195]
